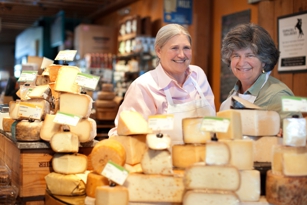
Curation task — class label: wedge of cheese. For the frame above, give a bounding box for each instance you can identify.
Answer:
[49,131,79,153]
[117,110,151,136]
[283,148,307,176]
[9,99,50,120]
[172,144,206,169]
[236,170,260,202]
[86,171,109,198]
[13,120,42,141]
[90,139,126,174]
[235,110,280,136]
[52,153,87,174]
[45,64,62,82]
[54,66,81,93]
[28,85,51,100]
[183,190,240,205]
[141,149,173,175]
[124,163,143,173]
[266,170,307,205]
[123,173,184,203]
[59,93,93,118]
[216,109,242,140]
[182,117,211,144]
[95,185,129,205]
[283,117,307,147]
[68,118,96,143]
[45,172,86,196]
[40,114,61,141]
[205,141,230,165]
[111,135,147,165]
[184,164,240,191]
[146,133,171,150]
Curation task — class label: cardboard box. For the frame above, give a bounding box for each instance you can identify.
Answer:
[74,24,116,59]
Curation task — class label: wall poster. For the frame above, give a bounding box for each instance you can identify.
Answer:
[220,10,250,103]
[278,11,307,72]
[163,0,193,25]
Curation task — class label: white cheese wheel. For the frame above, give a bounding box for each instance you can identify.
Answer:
[49,131,79,153]
[205,141,230,165]
[146,133,171,150]
[13,120,42,141]
[216,109,242,140]
[59,93,93,119]
[111,135,147,165]
[54,66,81,93]
[45,172,86,196]
[95,185,129,205]
[172,144,206,169]
[40,114,61,141]
[183,190,240,205]
[141,149,173,175]
[236,170,261,202]
[52,153,87,174]
[182,117,211,144]
[86,171,109,198]
[90,139,126,174]
[68,118,97,143]
[283,117,307,147]
[184,164,240,191]
[97,91,116,100]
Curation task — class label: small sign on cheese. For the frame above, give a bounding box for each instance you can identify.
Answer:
[18,101,42,120]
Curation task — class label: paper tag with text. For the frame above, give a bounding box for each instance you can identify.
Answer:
[55,50,77,61]
[282,96,307,112]
[148,114,174,131]
[101,161,129,186]
[201,117,230,133]
[53,111,80,126]
[75,73,100,90]
[18,102,42,120]
[18,71,38,82]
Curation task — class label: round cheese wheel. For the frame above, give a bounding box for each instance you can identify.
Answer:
[266,170,307,205]
[90,139,126,174]
[95,100,117,109]
[14,120,42,141]
[86,171,109,198]
[97,91,116,100]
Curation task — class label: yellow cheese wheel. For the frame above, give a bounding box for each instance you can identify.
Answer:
[90,139,126,174]
[86,171,109,198]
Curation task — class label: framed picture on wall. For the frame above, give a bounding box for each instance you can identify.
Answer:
[277,11,307,72]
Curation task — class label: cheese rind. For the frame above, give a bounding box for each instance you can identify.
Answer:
[68,118,97,142]
[40,114,61,141]
[236,170,261,202]
[205,141,230,165]
[172,144,206,169]
[59,93,93,118]
[52,153,87,174]
[14,120,42,141]
[182,117,211,144]
[86,172,109,198]
[184,164,240,191]
[95,186,129,205]
[117,111,151,136]
[216,110,242,140]
[183,190,240,205]
[49,131,79,153]
[141,149,173,175]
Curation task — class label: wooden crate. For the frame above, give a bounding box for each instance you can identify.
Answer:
[0,131,94,200]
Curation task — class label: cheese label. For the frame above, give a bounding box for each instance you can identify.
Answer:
[75,73,100,90]
[101,160,129,186]
[18,71,38,82]
[282,96,307,112]
[18,102,42,119]
[201,117,230,133]
[53,111,80,126]
[41,57,54,69]
[55,50,77,61]
[148,114,174,131]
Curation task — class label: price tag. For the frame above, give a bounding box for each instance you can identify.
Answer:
[41,57,54,69]
[53,111,80,126]
[55,50,77,61]
[201,117,230,133]
[18,71,38,82]
[101,161,129,186]
[18,102,42,120]
[75,73,100,90]
[282,96,307,112]
[148,114,174,131]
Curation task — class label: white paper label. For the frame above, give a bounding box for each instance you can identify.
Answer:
[148,114,174,131]
[18,102,42,120]
[41,57,54,69]
[75,73,100,90]
[282,96,307,112]
[101,161,129,186]
[53,111,80,126]
[18,71,38,82]
[55,50,77,61]
[201,117,230,133]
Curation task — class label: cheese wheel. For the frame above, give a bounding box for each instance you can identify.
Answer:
[111,135,147,165]
[95,185,129,205]
[86,171,109,198]
[9,99,50,120]
[183,190,240,205]
[52,153,87,174]
[184,164,240,191]
[45,172,86,196]
[266,170,307,205]
[182,117,211,144]
[102,83,113,92]
[95,100,117,108]
[97,91,116,100]
[216,109,242,140]
[13,120,42,141]
[236,170,261,202]
[40,114,61,141]
[141,149,173,175]
[90,139,126,174]
[59,93,93,119]
[283,148,307,176]
[146,133,171,150]
[49,131,79,153]
[172,144,206,169]
[2,117,15,132]
[205,141,230,165]
[54,66,81,93]
[68,118,97,143]
[252,136,282,163]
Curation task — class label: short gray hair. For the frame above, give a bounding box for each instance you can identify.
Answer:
[221,23,279,72]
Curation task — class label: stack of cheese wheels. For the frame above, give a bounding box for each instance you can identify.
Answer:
[267,116,307,205]
[95,83,120,120]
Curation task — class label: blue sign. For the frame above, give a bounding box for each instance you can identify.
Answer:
[163,0,193,25]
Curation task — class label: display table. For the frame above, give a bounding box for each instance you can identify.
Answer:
[0,130,95,205]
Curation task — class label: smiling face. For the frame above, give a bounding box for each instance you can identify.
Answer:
[156,34,192,76]
[230,47,265,87]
